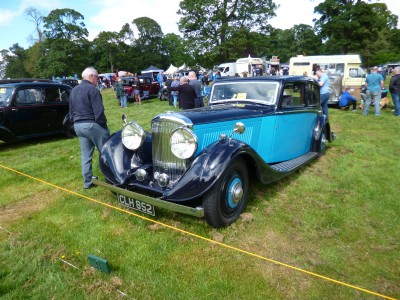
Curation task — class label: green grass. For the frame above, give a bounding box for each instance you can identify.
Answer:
[1,88,399,299]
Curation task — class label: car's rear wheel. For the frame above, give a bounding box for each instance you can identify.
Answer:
[318,127,327,156]
[203,158,248,228]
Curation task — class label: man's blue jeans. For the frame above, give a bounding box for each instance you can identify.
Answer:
[320,93,330,118]
[120,95,127,108]
[74,122,110,188]
[363,91,381,116]
[392,92,400,116]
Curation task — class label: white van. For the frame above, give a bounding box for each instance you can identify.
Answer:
[218,62,237,77]
[289,55,367,104]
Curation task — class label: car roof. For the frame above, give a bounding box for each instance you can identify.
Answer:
[215,75,316,84]
[0,81,72,89]
[0,78,53,84]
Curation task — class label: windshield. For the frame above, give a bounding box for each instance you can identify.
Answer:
[0,87,12,107]
[209,81,279,105]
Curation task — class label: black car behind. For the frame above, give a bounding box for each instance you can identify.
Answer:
[0,79,73,142]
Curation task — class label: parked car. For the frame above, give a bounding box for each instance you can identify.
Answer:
[61,79,79,88]
[93,76,335,227]
[121,76,160,101]
[0,79,74,142]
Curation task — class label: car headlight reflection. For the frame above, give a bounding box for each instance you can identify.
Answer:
[170,127,197,159]
[122,122,145,150]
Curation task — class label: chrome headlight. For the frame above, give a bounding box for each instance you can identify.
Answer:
[170,127,197,159]
[122,122,145,150]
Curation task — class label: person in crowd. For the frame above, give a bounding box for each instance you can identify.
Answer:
[359,85,367,109]
[115,78,127,108]
[157,71,165,99]
[316,68,330,118]
[363,66,384,116]
[189,71,204,108]
[201,72,209,86]
[389,66,400,117]
[170,76,180,108]
[213,71,221,82]
[132,75,141,105]
[166,76,196,110]
[69,67,110,189]
[165,75,173,105]
[338,87,357,111]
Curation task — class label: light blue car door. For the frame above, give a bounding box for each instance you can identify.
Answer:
[270,81,317,162]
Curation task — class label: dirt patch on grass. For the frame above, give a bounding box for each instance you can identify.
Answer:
[0,189,58,225]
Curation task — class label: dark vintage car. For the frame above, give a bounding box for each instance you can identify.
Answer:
[61,79,79,88]
[93,76,335,227]
[0,79,73,142]
[121,76,160,101]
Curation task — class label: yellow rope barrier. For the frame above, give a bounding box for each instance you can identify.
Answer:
[0,163,397,300]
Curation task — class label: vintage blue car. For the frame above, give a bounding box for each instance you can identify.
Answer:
[93,76,335,227]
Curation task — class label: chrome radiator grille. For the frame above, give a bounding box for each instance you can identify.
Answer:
[151,118,187,184]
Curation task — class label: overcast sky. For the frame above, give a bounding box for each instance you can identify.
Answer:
[0,0,399,52]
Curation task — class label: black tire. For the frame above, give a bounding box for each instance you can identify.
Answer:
[203,158,249,228]
[318,127,327,156]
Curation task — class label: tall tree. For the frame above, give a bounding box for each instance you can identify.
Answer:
[132,17,165,70]
[177,0,278,65]
[3,44,31,78]
[38,9,90,78]
[42,8,88,40]
[314,0,398,65]
[25,7,44,45]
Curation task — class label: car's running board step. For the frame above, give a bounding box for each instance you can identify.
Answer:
[270,152,318,172]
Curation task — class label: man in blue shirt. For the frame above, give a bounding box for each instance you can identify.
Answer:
[339,87,357,111]
[157,71,165,99]
[363,66,384,116]
[316,69,330,118]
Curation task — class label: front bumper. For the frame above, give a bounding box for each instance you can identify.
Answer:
[92,178,204,218]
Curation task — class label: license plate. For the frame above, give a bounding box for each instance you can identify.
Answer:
[117,194,155,216]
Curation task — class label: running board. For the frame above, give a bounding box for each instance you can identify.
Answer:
[270,152,318,172]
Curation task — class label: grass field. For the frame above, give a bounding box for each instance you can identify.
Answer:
[1,87,399,299]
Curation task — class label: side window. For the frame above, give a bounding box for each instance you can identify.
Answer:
[305,83,319,107]
[45,87,60,102]
[15,89,43,105]
[282,82,304,107]
[60,88,70,102]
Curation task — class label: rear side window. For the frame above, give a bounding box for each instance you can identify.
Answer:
[44,87,69,102]
[15,89,44,105]
[305,83,319,107]
[282,82,304,107]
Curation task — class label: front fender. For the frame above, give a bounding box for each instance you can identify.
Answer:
[99,130,152,185]
[162,138,248,201]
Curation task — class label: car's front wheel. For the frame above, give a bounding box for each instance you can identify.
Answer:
[203,158,249,228]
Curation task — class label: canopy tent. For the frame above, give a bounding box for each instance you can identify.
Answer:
[141,65,163,74]
[165,64,178,75]
[178,63,187,71]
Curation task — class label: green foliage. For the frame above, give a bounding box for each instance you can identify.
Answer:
[177,0,278,63]
[43,8,88,40]
[314,0,399,65]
